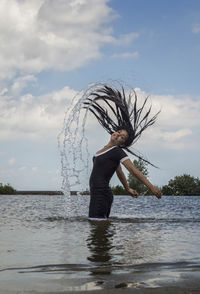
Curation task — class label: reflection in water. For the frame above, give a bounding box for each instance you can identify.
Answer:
[87,220,163,271]
[86,221,115,274]
[119,224,162,265]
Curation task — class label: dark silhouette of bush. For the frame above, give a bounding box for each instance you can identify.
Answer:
[0,183,16,194]
[161,174,200,196]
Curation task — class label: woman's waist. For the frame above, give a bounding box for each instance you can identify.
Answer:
[89,183,111,190]
[89,186,112,196]
[89,175,111,188]
[89,181,111,190]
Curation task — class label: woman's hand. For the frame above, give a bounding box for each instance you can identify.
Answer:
[127,187,138,198]
[122,160,162,200]
[151,186,162,199]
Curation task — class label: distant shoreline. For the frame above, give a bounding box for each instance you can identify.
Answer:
[15,190,89,195]
[16,190,64,195]
[1,191,199,196]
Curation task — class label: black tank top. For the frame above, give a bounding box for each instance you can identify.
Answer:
[89,146,128,188]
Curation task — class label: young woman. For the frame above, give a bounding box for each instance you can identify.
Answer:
[84,84,162,220]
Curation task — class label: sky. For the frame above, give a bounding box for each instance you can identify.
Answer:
[0,0,200,190]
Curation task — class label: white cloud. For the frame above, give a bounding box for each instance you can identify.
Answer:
[134,88,200,128]
[32,166,38,172]
[111,33,139,46]
[125,88,200,150]
[18,166,27,171]
[111,51,139,58]
[161,128,192,142]
[0,83,199,152]
[0,79,77,141]
[0,0,138,80]
[192,24,200,34]
[153,94,200,129]
[147,128,193,150]
[10,75,37,96]
[8,157,16,166]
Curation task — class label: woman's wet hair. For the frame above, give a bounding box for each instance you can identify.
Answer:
[83,83,160,166]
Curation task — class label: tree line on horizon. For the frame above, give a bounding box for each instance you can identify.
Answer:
[1,159,200,196]
[111,159,200,196]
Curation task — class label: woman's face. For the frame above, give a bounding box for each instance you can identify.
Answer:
[111,129,129,147]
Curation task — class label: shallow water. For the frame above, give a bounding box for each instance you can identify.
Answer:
[0,194,200,292]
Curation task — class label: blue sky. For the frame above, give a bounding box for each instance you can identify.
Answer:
[35,0,200,95]
[0,0,200,190]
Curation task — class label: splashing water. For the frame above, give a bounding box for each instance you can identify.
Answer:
[58,81,120,197]
[58,90,89,197]
[58,85,92,216]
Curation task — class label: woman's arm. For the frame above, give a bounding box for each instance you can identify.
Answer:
[116,164,138,198]
[122,159,162,199]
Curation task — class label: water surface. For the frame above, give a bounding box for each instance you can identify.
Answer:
[0,195,200,292]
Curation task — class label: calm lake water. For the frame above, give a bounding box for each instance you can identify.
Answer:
[0,194,200,292]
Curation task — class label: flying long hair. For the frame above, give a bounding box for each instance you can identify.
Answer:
[83,83,160,166]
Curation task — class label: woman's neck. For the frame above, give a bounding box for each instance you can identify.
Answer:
[96,142,117,155]
[105,141,117,149]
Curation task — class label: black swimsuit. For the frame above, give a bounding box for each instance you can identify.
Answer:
[89,146,128,219]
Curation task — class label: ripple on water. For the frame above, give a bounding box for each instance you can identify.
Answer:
[0,195,200,277]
